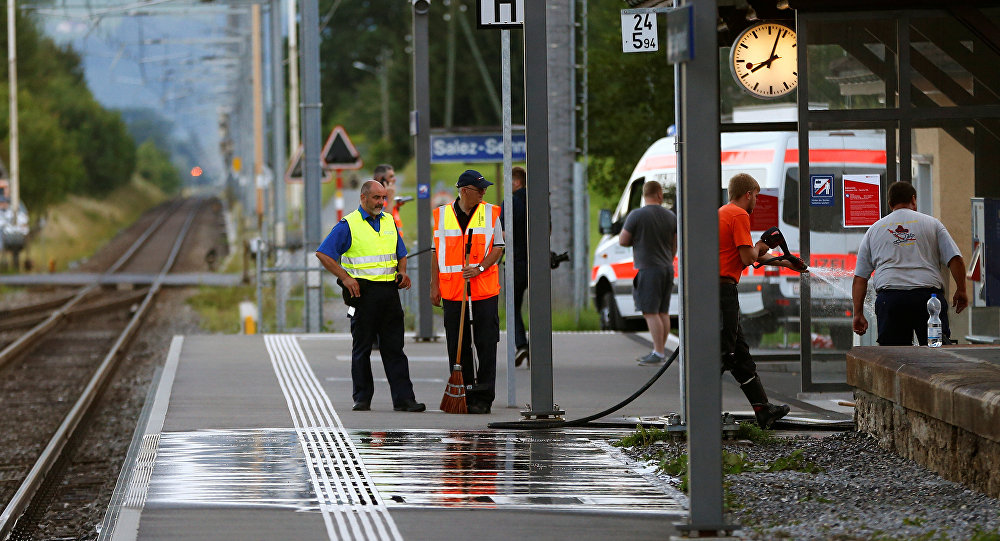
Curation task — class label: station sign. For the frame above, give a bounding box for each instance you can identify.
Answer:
[810,174,835,207]
[843,174,881,227]
[477,0,523,28]
[430,134,526,163]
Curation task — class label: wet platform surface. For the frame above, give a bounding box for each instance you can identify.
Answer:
[144,428,682,514]
[105,333,848,540]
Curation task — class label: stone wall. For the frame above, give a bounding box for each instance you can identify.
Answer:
[855,389,1000,498]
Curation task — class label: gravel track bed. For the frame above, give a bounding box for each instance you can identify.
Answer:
[0,197,224,539]
[622,430,1000,540]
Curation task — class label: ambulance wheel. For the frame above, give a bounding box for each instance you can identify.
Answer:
[600,291,626,331]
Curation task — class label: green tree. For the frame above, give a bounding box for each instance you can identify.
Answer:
[586,3,675,197]
[317,0,524,168]
[1,8,139,210]
[136,140,181,193]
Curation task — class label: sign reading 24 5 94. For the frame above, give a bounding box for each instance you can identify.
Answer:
[621,10,658,53]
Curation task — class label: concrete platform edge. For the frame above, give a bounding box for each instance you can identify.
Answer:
[105,336,184,541]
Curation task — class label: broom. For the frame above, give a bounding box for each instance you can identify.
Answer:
[439,288,468,413]
[440,237,473,414]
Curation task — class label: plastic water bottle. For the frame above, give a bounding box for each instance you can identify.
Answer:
[927,294,942,348]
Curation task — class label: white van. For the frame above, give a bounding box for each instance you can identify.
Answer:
[591,130,887,349]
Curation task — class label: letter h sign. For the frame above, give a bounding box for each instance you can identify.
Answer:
[477,0,523,28]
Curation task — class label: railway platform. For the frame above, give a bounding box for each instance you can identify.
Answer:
[101,332,852,540]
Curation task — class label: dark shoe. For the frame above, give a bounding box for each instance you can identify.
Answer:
[393,399,426,412]
[636,352,664,365]
[515,347,529,367]
[352,401,371,411]
[753,403,790,429]
[467,402,492,414]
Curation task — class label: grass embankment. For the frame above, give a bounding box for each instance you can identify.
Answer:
[23,178,168,272]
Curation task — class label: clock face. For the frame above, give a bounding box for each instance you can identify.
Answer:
[730,22,798,99]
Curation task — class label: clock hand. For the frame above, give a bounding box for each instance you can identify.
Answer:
[749,56,778,73]
[768,32,781,63]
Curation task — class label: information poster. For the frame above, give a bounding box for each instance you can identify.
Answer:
[750,188,779,231]
[843,174,881,227]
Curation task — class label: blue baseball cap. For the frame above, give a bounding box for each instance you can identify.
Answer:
[456,169,493,189]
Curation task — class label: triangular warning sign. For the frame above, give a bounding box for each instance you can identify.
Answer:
[321,125,363,170]
[284,145,333,184]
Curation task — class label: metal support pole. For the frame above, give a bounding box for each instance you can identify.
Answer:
[674,64,687,424]
[7,0,20,218]
[522,0,561,419]
[412,0,435,341]
[269,0,288,331]
[252,5,265,236]
[301,0,324,332]
[678,0,728,535]
[501,29,516,408]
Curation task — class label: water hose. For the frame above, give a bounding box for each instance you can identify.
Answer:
[487,347,679,430]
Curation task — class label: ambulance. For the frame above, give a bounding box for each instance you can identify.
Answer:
[590,129,887,349]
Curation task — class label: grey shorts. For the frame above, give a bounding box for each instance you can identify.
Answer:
[633,267,673,314]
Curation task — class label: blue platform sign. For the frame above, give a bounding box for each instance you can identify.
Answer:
[810,174,835,206]
[430,134,526,163]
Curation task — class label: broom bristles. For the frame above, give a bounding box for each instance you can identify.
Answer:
[440,368,467,414]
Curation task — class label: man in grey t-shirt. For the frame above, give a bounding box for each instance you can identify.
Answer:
[852,181,968,345]
[620,180,678,364]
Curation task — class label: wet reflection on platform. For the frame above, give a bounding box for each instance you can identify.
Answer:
[146,429,318,511]
[144,428,684,515]
[354,429,684,514]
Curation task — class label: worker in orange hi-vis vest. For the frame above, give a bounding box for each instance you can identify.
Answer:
[431,170,505,415]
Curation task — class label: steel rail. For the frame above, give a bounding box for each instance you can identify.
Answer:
[0,199,184,370]
[0,198,205,538]
[0,293,77,319]
[0,290,151,331]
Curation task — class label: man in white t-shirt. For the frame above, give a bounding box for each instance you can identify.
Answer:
[852,181,968,345]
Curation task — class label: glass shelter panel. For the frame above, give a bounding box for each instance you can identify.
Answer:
[806,18,897,110]
[909,11,1000,109]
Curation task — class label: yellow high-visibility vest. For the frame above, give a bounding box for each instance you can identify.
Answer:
[341,210,398,282]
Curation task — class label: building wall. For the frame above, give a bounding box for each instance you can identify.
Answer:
[915,128,974,340]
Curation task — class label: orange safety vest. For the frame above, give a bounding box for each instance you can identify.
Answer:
[433,202,502,301]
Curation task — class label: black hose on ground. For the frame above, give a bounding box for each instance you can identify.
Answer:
[487,347,679,430]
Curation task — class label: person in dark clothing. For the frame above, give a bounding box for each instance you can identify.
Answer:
[719,173,807,428]
[431,170,506,414]
[619,180,677,365]
[315,180,425,413]
[500,166,529,367]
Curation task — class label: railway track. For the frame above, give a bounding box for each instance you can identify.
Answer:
[0,196,217,538]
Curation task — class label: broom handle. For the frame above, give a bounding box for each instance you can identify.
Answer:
[464,233,479,379]
[455,289,467,368]
[453,232,472,369]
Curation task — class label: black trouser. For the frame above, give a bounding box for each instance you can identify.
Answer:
[720,283,758,384]
[874,287,950,346]
[513,260,528,350]
[349,280,415,406]
[443,295,499,407]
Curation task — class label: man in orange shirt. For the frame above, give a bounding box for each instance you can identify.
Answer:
[720,173,808,428]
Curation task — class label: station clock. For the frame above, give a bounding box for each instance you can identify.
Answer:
[730,22,798,99]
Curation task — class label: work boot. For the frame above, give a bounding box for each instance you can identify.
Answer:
[515,346,529,367]
[739,374,789,428]
[753,403,790,429]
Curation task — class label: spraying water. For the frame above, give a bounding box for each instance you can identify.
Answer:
[806,266,876,325]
